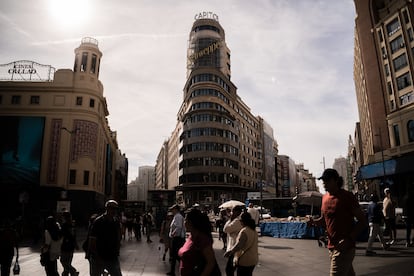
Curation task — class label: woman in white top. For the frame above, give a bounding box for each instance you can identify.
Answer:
[42,216,63,276]
[224,212,258,276]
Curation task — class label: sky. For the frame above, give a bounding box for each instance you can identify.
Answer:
[0,0,357,190]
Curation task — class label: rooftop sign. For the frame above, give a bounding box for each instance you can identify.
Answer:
[194,12,219,22]
[0,60,55,82]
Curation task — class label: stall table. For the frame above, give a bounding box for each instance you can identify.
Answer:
[260,221,322,239]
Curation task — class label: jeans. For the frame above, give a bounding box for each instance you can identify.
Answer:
[60,251,77,276]
[367,223,385,251]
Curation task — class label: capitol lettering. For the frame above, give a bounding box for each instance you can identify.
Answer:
[194,12,219,21]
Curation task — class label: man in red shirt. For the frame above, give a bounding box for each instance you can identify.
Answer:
[308,168,367,276]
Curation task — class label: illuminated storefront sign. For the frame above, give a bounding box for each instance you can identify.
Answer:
[194,12,219,21]
[0,60,55,81]
[189,40,222,62]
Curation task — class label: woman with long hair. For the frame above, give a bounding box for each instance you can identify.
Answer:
[224,212,258,276]
[42,216,63,276]
[178,208,221,276]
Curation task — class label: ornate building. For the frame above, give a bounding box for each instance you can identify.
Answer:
[155,14,278,207]
[0,38,127,227]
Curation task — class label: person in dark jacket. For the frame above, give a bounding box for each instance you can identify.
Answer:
[60,211,79,276]
[366,194,388,256]
[88,200,122,276]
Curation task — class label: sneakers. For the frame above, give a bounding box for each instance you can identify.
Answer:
[365,250,376,256]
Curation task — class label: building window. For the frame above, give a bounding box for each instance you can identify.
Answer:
[396,72,411,90]
[390,99,395,110]
[89,98,95,108]
[74,53,79,72]
[385,64,390,76]
[390,35,404,53]
[30,96,40,104]
[11,95,21,104]
[387,17,401,36]
[393,53,408,72]
[388,82,393,95]
[378,29,384,42]
[408,120,414,142]
[91,54,97,74]
[76,96,83,106]
[80,52,88,72]
[393,124,401,146]
[84,171,90,185]
[69,170,76,184]
[403,10,410,24]
[400,91,413,105]
[408,28,414,42]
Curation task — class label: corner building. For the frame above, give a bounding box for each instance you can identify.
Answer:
[353,0,414,198]
[160,16,275,207]
[0,38,127,227]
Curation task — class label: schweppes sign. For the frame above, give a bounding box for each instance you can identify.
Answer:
[189,40,222,63]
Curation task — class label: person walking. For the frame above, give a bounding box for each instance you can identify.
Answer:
[160,212,173,261]
[167,204,186,276]
[224,212,258,276]
[143,210,154,243]
[60,211,79,276]
[88,200,122,276]
[403,189,414,247]
[308,168,367,276]
[178,208,221,276]
[0,218,19,276]
[217,209,229,250]
[223,205,243,276]
[246,203,260,226]
[42,216,63,276]
[383,188,397,245]
[365,194,388,256]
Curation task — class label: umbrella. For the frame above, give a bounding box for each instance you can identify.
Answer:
[219,200,245,209]
[293,191,323,216]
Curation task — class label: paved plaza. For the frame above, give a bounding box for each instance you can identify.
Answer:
[15,229,414,276]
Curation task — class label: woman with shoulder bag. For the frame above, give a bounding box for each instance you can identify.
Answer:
[42,216,63,276]
[224,212,258,276]
[178,208,221,276]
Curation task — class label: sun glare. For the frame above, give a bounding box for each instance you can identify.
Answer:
[48,0,90,28]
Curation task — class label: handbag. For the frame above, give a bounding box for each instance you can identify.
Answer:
[13,260,20,275]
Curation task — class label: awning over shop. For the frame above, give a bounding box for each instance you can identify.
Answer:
[358,154,414,180]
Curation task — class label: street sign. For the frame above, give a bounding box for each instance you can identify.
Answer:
[247,192,260,200]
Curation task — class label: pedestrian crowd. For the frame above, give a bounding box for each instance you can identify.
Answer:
[1,168,414,276]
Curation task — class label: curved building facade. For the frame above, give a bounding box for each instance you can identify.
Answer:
[174,16,266,206]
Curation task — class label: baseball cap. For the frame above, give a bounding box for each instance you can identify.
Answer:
[105,200,119,209]
[318,168,339,180]
[384,188,390,194]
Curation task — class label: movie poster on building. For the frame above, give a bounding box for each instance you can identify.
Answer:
[0,116,45,187]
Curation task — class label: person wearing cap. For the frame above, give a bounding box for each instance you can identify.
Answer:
[383,188,397,245]
[88,200,122,276]
[223,205,243,276]
[167,204,186,276]
[308,168,367,276]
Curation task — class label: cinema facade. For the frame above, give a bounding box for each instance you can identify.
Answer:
[0,38,128,230]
